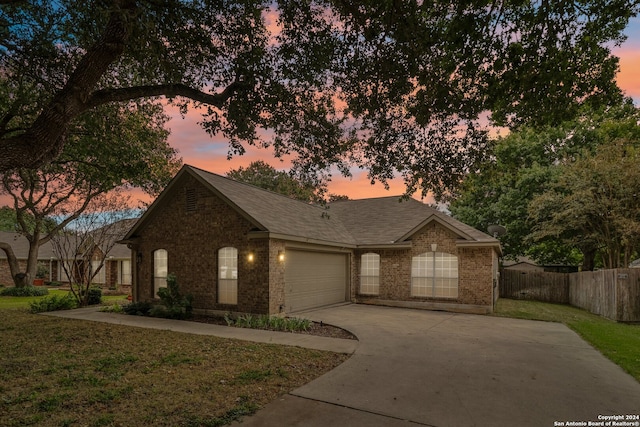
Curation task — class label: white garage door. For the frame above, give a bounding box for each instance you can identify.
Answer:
[285,250,348,313]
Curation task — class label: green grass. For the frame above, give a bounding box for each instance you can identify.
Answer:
[0,309,348,427]
[0,289,70,309]
[0,289,127,310]
[494,299,640,382]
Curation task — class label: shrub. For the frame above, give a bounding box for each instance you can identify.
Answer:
[123,301,153,316]
[1,285,49,297]
[151,274,193,320]
[29,294,77,313]
[86,287,102,305]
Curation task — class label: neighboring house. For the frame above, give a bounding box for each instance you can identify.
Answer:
[0,231,58,285]
[503,256,579,273]
[122,165,502,315]
[503,257,544,272]
[630,259,640,268]
[0,219,135,291]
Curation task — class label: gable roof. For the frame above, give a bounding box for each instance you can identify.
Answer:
[189,166,355,245]
[327,197,496,246]
[124,165,500,252]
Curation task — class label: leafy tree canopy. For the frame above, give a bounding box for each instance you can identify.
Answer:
[0,101,180,285]
[450,103,639,269]
[0,206,56,232]
[529,112,640,269]
[226,160,348,203]
[1,0,637,199]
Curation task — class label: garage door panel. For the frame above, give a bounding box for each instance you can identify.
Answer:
[285,250,347,313]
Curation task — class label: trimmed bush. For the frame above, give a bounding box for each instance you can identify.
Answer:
[29,294,77,313]
[1,285,49,297]
[86,287,102,305]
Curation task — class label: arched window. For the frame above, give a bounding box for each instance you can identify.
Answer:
[218,247,238,304]
[411,252,458,298]
[153,249,168,297]
[360,253,380,295]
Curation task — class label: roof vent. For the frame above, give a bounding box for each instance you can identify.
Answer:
[186,188,197,212]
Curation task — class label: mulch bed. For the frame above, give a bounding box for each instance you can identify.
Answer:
[190,314,357,340]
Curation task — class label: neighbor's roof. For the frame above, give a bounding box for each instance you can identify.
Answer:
[124,165,500,251]
[0,219,135,261]
[0,231,56,260]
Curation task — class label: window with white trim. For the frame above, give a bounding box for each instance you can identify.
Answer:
[218,247,238,304]
[411,252,458,298]
[153,249,168,297]
[360,253,380,295]
[120,259,131,285]
[91,260,105,284]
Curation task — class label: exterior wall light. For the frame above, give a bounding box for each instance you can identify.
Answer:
[247,253,255,262]
[278,250,285,262]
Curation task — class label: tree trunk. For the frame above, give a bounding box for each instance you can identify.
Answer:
[0,241,25,287]
[581,248,596,271]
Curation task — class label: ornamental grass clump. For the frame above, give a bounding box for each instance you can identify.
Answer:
[225,313,311,332]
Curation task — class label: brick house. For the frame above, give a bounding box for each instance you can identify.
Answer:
[0,224,133,292]
[123,165,501,315]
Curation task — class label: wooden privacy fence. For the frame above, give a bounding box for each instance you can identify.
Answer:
[500,268,640,322]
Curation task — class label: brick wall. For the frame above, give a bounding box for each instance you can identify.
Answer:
[0,259,27,286]
[132,175,272,314]
[354,221,496,310]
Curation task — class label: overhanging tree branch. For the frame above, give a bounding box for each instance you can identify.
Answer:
[86,82,241,110]
[0,0,136,171]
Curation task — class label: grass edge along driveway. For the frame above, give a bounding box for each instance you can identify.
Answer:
[0,308,349,427]
[493,298,640,383]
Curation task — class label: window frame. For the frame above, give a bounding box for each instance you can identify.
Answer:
[411,251,458,299]
[360,252,380,295]
[120,259,131,285]
[153,249,168,297]
[218,247,238,305]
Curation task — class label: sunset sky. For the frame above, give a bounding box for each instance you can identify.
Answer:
[162,16,640,203]
[2,16,640,208]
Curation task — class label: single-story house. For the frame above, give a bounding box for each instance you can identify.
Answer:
[122,165,501,315]
[0,220,134,291]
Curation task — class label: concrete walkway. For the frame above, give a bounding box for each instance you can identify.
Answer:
[47,305,640,427]
[44,307,358,354]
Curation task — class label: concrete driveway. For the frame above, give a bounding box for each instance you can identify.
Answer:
[235,304,640,427]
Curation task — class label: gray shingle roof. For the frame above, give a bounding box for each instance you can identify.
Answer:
[189,166,497,247]
[327,197,498,245]
[125,165,499,250]
[0,219,135,261]
[189,166,356,245]
[0,232,56,260]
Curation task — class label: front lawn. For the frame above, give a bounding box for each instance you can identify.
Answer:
[0,289,127,310]
[494,299,640,382]
[0,309,348,426]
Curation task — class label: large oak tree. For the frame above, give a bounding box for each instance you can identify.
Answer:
[0,102,180,286]
[1,0,637,198]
